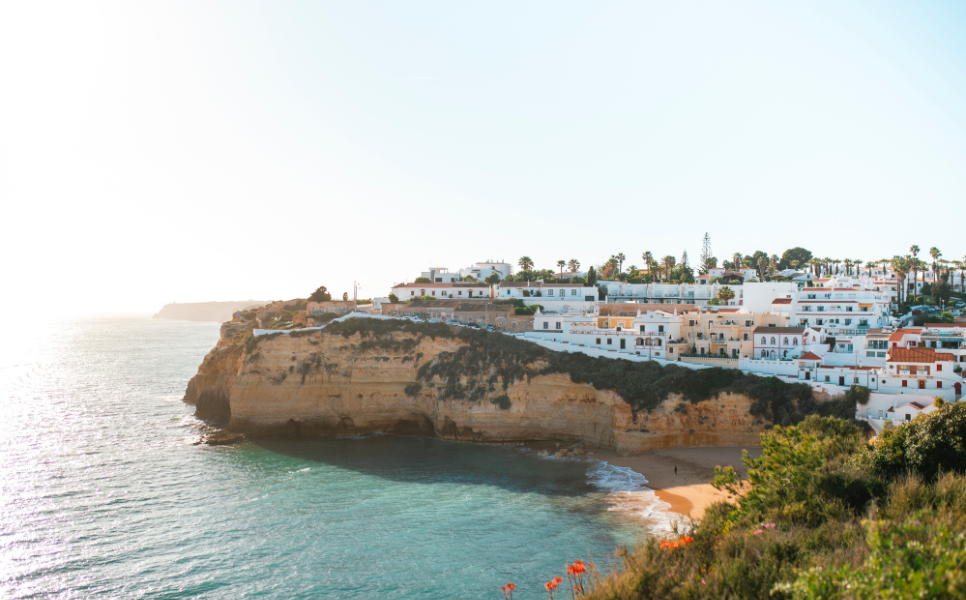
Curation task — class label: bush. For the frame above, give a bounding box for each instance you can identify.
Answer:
[869,402,966,482]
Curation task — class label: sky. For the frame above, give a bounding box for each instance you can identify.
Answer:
[2,1,965,315]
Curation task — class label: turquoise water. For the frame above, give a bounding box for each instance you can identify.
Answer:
[0,317,668,598]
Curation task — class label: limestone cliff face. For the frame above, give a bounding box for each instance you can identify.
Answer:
[184,326,767,455]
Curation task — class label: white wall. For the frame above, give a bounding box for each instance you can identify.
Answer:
[743,282,798,313]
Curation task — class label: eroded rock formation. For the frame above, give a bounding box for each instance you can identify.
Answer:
[184,320,774,454]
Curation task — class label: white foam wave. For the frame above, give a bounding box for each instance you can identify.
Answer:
[587,461,675,533]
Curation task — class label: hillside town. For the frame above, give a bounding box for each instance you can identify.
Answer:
[253,241,966,432]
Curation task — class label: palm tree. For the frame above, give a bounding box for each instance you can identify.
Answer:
[930,247,941,276]
[909,245,920,298]
[567,259,580,272]
[518,256,534,272]
[662,255,676,281]
[556,260,566,274]
[616,253,626,273]
[642,251,653,273]
[956,258,966,292]
[732,252,742,270]
[718,286,736,303]
[843,258,853,276]
[854,260,864,277]
[757,256,769,280]
[891,255,911,307]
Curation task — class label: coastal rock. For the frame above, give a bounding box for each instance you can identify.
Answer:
[183,325,769,455]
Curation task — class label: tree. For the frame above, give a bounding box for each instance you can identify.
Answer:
[463,275,477,282]
[661,255,676,281]
[567,259,580,272]
[854,259,864,277]
[891,255,911,307]
[555,259,566,274]
[732,252,743,270]
[757,256,769,280]
[414,277,432,283]
[778,247,813,271]
[518,256,534,272]
[641,251,653,273]
[680,250,689,270]
[930,247,942,275]
[308,286,332,302]
[587,266,597,286]
[342,292,349,301]
[616,253,626,273]
[934,274,952,307]
[699,232,712,274]
[702,256,718,274]
[718,286,736,303]
[388,293,399,304]
[485,273,501,285]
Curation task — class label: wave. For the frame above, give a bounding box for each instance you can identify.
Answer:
[587,461,675,534]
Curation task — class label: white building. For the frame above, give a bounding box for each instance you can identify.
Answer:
[391,282,492,299]
[458,261,513,282]
[752,326,805,361]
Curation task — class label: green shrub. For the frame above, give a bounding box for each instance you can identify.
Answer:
[869,402,966,482]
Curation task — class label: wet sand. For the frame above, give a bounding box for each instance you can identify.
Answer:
[525,442,760,520]
[587,446,760,520]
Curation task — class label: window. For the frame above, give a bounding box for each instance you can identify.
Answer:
[938,381,943,389]
[543,322,548,330]
[761,337,767,344]
[548,289,554,296]
[596,338,601,345]
[411,291,415,296]
[854,377,859,384]
[845,318,851,325]
[783,337,789,345]
[792,338,798,345]
[606,338,612,345]
[555,322,561,330]
[937,364,943,372]
[458,291,462,295]
[743,333,749,341]
[902,380,908,387]
[745,320,754,326]
[570,289,576,296]
[689,320,695,326]
[760,350,766,358]
[771,337,776,344]
[560,290,565,297]
[825,375,830,382]
[658,325,664,333]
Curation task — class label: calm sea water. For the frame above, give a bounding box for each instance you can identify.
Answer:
[0,317,670,599]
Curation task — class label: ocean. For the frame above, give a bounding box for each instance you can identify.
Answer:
[0,317,670,599]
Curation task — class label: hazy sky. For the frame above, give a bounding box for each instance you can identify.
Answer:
[2,1,965,315]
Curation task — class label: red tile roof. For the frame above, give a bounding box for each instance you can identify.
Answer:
[772,298,793,304]
[753,326,805,334]
[799,352,821,361]
[888,328,922,342]
[886,347,955,363]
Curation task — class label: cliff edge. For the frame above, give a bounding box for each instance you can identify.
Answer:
[184,318,851,455]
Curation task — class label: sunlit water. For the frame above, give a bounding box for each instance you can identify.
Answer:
[0,317,670,598]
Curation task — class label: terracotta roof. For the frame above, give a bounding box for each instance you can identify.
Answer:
[715,308,741,313]
[772,298,793,304]
[799,352,821,361]
[889,328,922,342]
[753,326,805,334]
[598,303,695,316]
[907,401,926,410]
[886,347,955,363]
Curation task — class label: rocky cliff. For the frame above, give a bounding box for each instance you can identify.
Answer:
[181,318,817,454]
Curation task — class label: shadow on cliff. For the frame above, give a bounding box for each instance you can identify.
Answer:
[246,435,607,499]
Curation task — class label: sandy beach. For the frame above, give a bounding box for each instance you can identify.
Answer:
[526,442,761,520]
[587,446,761,520]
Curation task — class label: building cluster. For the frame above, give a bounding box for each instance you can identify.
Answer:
[373,263,964,419]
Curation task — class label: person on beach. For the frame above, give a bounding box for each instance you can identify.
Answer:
[674,466,677,476]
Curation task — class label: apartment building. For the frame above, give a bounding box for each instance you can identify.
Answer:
[881,347,961,398]
[391,282,492,299]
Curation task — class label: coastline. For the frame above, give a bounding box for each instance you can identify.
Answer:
[524,442,761,521]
